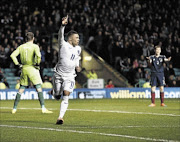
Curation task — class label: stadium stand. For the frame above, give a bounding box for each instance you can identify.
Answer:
[0,0,179,88]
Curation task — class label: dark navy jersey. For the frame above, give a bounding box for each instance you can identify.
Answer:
[150,55,166,73]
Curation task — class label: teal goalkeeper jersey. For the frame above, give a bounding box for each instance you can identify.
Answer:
[10,42,41,66]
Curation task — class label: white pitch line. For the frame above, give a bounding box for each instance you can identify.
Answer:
[0,125,178,142]
[0,107,56,110]
[68,109,180,117]
[61,125,180,129]
[1,107,180,117]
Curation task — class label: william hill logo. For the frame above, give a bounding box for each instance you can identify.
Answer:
[110,90,146,98]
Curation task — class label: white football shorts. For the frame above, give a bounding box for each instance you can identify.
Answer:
[52,72,75,96]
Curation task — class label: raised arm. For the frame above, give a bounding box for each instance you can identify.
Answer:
[164,56,171,62]
[58,15,68,46]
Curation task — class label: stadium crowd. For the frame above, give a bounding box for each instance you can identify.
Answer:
[0,0,179,87]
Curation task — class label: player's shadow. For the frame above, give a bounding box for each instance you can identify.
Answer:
[1,120,54,125]
[0,111,12,114]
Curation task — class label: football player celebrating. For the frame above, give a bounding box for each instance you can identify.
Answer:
[50,15,81,124]
[146,46,171,107]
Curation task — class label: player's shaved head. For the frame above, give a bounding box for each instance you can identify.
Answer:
[67,30,78,39]
[67,30,79,47]
[155,45,161,49]
[26,32,34,41]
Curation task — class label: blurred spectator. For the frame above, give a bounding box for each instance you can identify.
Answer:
[0,70,6,89]
[0,0,179,87]
[48,76,53,84]
[105,79,114,88]
[3,78,9,88]
[0,81,6,89]
[168,75,176,87]
[134,68,144,84]
[55,10,60,26]
[173,47,180,68]
[87,69,98,79]
[15,79,20,90]
[133,59,139,69]
[28,82,34,89]
[45,46,53,68]
[0,68,4,81]
[142,77,151,88]
[128,64,137,85]
[163,63,170,85]
[176,76,180,87]
[31,21,38,33]
[142,75,151,88]
[52,50,58,67]
[0,47,7,68]
[42,75,53,89]
[142,41,150,57]
[47,20,55,34]
[33,7,40,16]
[169,63,175,76]
[139,55,147,68]
[171,80,178,87]
[15,32,24,42]
[94,31,103,54]
[144,70,150,80]
[120,57,132,72]
[40,46,45,77]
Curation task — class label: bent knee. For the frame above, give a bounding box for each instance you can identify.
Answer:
[35,84,42,92]
[63,90,70,96]
[36,88,42,92]
[159,86,164,92]
[151,86,156,92]
[54,90,61,96]
[18,89,24,94]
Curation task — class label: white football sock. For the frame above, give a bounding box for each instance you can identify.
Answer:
[41,105,45,110]
[59,96,69,119]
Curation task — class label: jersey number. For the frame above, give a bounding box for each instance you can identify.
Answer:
[70,54,75,60]
[24,47,28,62]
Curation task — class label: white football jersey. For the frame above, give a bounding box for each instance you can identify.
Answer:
[54,26,81,77]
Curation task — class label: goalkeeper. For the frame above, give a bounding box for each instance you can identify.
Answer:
[10,32,52,114]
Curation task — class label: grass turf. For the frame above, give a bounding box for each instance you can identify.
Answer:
[0,99,180,142]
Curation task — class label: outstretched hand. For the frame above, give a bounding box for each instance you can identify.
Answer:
[17,64,23,69]
[62,15,68,26]
[164,56,172,62]
[167,57,171,61]
[34,65,40,70]
[146,57,150,60]
[146,56,152,64]
[34,64,40,70]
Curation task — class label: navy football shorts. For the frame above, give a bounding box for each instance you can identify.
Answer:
[150,73,165,87]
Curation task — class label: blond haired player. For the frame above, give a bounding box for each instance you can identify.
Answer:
[146,46,171,107]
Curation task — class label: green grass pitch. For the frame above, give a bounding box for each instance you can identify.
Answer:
[0,99,180,142]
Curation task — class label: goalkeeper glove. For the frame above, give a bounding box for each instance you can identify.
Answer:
[34,64,40,70]
[17,64,23,69]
